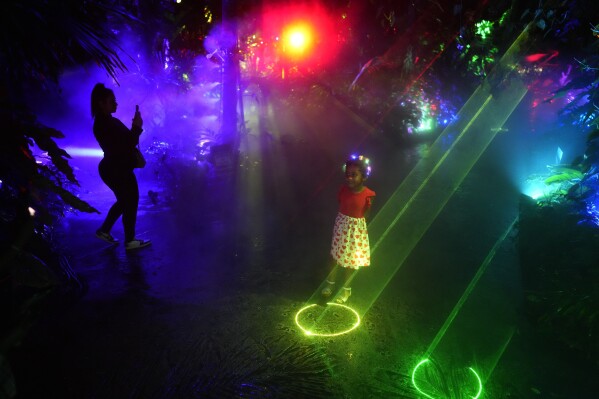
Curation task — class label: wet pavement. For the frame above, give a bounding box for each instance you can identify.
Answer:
[6,84,599,398]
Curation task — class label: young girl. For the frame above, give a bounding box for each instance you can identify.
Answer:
[322,154,375,303]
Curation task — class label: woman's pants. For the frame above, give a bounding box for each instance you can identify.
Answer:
[98,160,139,242]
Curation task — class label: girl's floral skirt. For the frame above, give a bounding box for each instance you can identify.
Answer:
[330,212,370,269]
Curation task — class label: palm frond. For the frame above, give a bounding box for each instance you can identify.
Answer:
[0,0,140,87]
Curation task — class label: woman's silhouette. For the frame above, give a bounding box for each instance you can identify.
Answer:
[91,83,151,250]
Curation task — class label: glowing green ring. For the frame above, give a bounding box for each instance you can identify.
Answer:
[412,359,435,399]
[468,366,483,399]
[411,359,483,399]
[294,302,361,337]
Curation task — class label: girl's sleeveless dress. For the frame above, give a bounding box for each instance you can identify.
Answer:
[330,185,376,269]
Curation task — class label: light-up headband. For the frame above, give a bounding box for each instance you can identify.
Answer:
[343,154,372,178]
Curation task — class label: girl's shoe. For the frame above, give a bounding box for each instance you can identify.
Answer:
[96,229,118,244]
[335,287,351,304]
[321,280,336,297]
[125,239,152,250]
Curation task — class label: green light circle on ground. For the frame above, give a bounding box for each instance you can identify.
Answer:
[411,359,483,399]
[412,359,435,399]
[468,367,483,399]
[295,302,361,337]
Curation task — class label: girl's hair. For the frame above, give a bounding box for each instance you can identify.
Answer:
[344,154,372,178]
[90,83,114,118]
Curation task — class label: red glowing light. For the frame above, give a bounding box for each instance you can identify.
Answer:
[290,32,306,47]
[525,53,547,62]
[525,50,559,64]
[282,23,313,55]
[261,3,338,66]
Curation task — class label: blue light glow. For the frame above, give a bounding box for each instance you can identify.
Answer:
[585,198,599,226]
[64,147,104,157]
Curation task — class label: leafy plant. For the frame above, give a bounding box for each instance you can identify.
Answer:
[150,334,337,398]
[519,194,599,367]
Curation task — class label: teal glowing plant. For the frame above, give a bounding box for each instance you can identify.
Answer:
[531,129,599,226]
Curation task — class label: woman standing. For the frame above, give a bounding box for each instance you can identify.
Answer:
[91,83,151,250]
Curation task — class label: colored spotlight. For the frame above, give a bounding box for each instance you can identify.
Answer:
[262,3,338,67]
[282,23,313,56]
[289,30,307,48]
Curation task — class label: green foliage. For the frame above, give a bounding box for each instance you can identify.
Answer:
[543,166,584,184]
[1,102,99,215]
[0,0,135,89]
[475,20,494,41]
[534,132,599,224]
[154,334,336,398]
[519,197,599,366]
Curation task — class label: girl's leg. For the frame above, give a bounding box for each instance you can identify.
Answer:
[336,267,355,303]
[326,256,339,282]
[340,266,355,287]
[320,256,337,297]
[322,257,339,297]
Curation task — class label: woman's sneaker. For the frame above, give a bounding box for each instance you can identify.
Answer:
[96,229,118,244]
[125,239,152,250]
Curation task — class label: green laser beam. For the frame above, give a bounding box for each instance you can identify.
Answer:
[348,23,534,317]
[483,327,516,384]
[353,85,528,316]
[370,93,492,254]
[301,23,534,334]
[424,217,518,358]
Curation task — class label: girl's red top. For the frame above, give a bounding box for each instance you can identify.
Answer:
[337,185,376,218]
